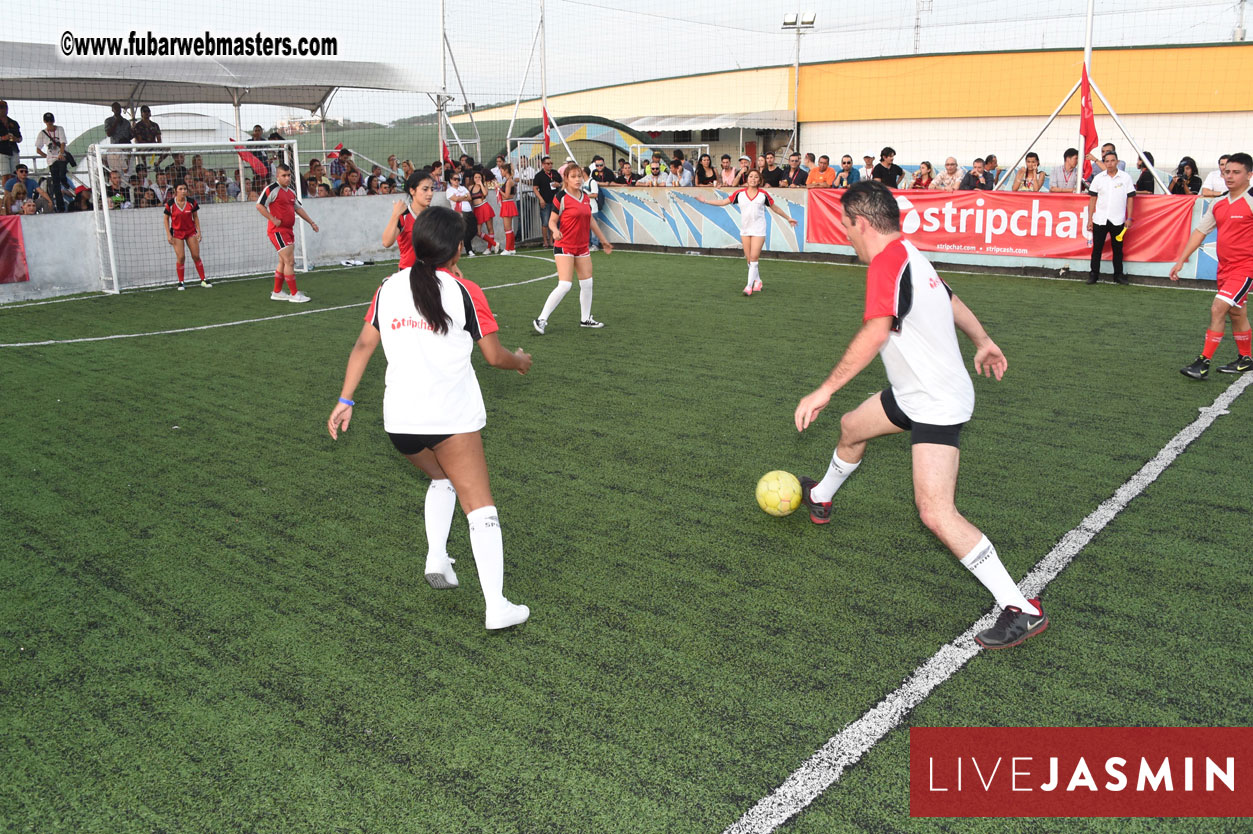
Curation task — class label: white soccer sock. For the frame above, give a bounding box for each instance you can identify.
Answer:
[579,277,594,320]
[745,262,755,288]
[751,261,761,284]
[466,505,506,608]
[959,536,1038,614]
[538,281,571,321]
[811,451,860,503]
[424,479,457,562]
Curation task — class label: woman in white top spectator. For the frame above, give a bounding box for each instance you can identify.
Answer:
[445,172,476,256]
[1013,152,1045,192]
[328,206,533,631]
[694,169,797,296]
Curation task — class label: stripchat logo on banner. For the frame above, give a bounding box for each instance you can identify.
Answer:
[910,727,1253,818]
[808,190,1196,262]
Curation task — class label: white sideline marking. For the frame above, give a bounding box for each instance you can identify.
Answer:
[726,372,1252,834]
[0,273,557,348]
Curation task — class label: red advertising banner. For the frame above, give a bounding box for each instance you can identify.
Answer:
[0,214,31,284]
[911,727,1253,818]
[808,190,1195,262]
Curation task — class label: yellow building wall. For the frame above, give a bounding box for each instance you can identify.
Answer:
[799,45,1253,121]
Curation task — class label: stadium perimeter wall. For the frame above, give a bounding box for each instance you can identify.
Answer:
[0,193,463,303]
[595,187,1212,280]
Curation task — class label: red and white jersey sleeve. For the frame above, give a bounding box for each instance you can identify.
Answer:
[368,269,497,434]
[258,183,298,230]
[867,239,973,425]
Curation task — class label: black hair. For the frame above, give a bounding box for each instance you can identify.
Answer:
[408,207,464,335]
[1140,151,1154,166]
[592,155,604,163]
[1227,152,1252,172]
[276,163,292,174]
[721,154,731,161]
[1064,148,1079,160]
[841,180,900,235]
[673,149,685,161]
[1177,156,1198,176]
[405,170,434,194]
[1025,152,1040,162]
[880,146,896,159]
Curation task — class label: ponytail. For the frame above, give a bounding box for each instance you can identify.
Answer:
[407,207,464,335]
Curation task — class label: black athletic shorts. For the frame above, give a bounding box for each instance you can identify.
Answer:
[387,431,453,455]
[879,388,964,448]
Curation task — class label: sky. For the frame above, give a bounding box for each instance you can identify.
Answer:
[4,0,1244,146]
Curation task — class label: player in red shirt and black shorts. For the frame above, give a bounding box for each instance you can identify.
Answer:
[1172,151,1253,377]
[256,164,319,303]
[382,171,435,270]
[163,183,210,290]
[531,164,614,333]
[327,207,533,630]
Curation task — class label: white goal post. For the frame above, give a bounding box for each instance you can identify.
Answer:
[89,139,308,293]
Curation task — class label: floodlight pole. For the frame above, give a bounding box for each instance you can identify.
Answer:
[781,14,815,156]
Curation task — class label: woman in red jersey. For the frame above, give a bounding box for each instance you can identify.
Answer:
[496,163,519,255]
[163,183,210,290]
[531,165,614,334]
[329,207,532,630]
[382,171,435,270]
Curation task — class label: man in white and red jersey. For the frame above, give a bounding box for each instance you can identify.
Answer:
[793,180,1047,650]
[256,163,319,303]
[1172,152,1253,378]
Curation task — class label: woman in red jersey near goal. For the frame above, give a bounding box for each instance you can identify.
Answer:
[382,171,435,270]
[163,182,210,290]
[496,162,519,255]
[531,164,613,334]
[695,168,797,295]
[328,207,533,630]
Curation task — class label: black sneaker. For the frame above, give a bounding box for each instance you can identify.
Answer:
[975,598,1048,649]
[1114,275,1129,285]
[1218,355,1253,374]
[799,476,832,525]
[1180,356,1210,380]
[580,318,605,328]
[1086,273,1098,285]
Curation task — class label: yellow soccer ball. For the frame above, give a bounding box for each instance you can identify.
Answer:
[756,470,802,517]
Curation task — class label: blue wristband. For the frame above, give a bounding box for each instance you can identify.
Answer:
[338,397,354,406]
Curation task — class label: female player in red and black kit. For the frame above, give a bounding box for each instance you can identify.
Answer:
[328,207,533,630]
[381,171,435,269]
[497,162,518,255]
[531,164,614,333]
[163,182,210,290]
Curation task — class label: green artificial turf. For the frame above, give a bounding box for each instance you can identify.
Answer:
[1,251,1248,833]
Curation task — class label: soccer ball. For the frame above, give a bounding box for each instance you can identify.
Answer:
[756,470,802,517]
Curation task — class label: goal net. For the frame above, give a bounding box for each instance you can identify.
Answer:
[89,140,307,292]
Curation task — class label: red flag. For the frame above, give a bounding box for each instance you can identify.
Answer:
[441,141,453,167]
[325,142,344,160]
[1079,64,1098,180]
[0,216,30,284]
[542,107,551,155]
[230,139,269,177]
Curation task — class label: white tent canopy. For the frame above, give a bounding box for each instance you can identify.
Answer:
[0,40,439,112]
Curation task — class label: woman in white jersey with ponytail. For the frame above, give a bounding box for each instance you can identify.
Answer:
[696,169,797,295]
[328,206,533,630]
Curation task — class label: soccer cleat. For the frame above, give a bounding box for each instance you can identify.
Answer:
[270,290,289,301]
[753,278,763,292]
[200,280,212,288]
[799,476,832,524]
[580,318,605,328]
[975,598,1049,649]
[743,285,753,296]
[1218,355,1253,374]
[485,601,530,630]
[177,283,186,291]
[1180,356,1210,380]
[424,556,458,590]
[532,318,547,335]
[466,251,476,258]
[288,291,311,303]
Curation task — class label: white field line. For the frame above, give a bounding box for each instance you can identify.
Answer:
[0,273,557,348]
[726,372,1252,834]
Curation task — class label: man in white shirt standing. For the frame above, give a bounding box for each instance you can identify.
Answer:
[1200,154,1229,198]
[1086,150,1136,285]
